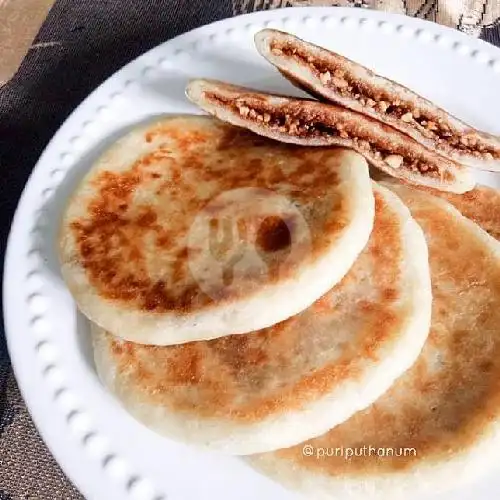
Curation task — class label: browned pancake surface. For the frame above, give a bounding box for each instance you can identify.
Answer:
[101,190,405,421]
[266,186,500,474]
[423,185,500,241]
[67,116,352,315]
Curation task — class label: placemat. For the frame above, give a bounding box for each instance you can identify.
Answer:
[0,1,499,498]
[234,0,500,37]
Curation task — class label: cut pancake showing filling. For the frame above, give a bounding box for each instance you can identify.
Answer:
[255,29,500,171]
[91,183,431,455]
[186,79,474,194]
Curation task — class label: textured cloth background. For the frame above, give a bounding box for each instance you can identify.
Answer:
[233,0,500,36]
[0,1,499,498]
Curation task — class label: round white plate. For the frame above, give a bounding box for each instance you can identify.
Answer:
[4,7,500,500]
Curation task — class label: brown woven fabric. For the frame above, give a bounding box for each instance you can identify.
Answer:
[0,371,82,499]
[0,1,499,499]
[233,0,500,37]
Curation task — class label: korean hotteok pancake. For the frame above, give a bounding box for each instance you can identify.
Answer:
[59,115,375,345]
[420,184,500,241]
[91,183,431,455]
[250,183,500,499]
[372,172,500,241]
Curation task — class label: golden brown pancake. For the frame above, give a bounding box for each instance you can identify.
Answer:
[255,29,500,171]
[59,115,375,345]
[421,184,500,241]
[91,183,432,454]
[250,183,500,499]
[372,172,500,241]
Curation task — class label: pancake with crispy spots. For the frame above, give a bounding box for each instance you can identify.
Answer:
[250,183,500,499]
[370,171,500,241]
[420,184,500,241]
[91,183,431,454]
[59,115,375,345]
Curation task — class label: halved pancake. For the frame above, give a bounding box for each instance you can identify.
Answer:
[59,116,375,345]
[91,183,432,454]
[250,184,500,499]
[186,79,474,194]
[255,29,500,171]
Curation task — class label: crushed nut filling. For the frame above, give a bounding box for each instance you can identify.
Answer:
[204,92,441,178]
[271,43,499,160]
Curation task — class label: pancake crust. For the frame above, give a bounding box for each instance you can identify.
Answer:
[91,184,431,455]
[251,183,500,499]
[422,184,500,241]
[59,115,374,345]
[373,175,500,241]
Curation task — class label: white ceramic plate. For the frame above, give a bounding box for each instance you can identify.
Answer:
[4,7,500,500]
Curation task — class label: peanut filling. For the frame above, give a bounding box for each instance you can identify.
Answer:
[271,43,498,161]
[205,92,441,178]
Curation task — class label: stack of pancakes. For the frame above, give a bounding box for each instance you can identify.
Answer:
[58,30,500,500]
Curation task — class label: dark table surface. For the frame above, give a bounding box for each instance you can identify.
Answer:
[1,1,499,498]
